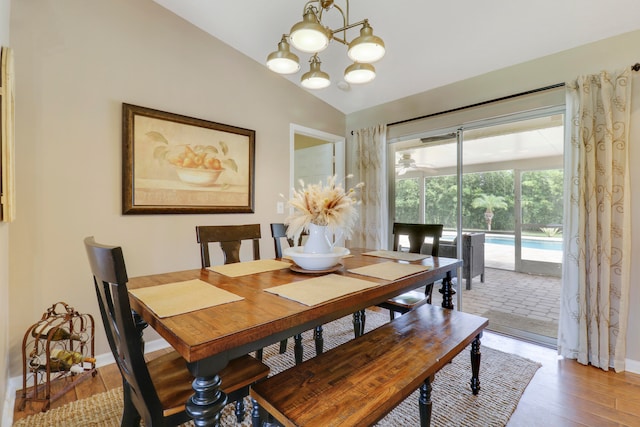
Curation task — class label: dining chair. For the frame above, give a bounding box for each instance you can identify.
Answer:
[195,224,267,361]
[196,224,261,268]
[270,223,322,363]
[271,223,304,261]
[84,236,270,427]
[376,223,444,321]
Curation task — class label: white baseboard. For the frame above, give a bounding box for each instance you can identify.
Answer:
[625,357,640,374]
[2,338,170,427]
[2,385,14,427]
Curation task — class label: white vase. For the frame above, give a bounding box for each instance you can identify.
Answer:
[303,223,333,254]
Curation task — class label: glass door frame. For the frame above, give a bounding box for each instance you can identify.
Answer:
[387,127,465,309]
[388,105,565,311]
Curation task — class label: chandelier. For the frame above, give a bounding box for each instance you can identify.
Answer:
[266,0,386,89]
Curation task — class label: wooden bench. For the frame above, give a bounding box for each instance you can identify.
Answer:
[251,304,488,427]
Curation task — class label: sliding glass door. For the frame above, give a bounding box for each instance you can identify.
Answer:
[461,113,564,275]
[390,131,459,250]
[389,107,564,346]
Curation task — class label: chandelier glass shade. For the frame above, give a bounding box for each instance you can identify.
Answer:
[289,10,330,53]
[266,36,300,74]
[343,62,375,84]
[347,21,385,63]
[301,54,331,89]
[266,0,385,89]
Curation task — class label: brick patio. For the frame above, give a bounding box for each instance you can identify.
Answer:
[431,241,562,346]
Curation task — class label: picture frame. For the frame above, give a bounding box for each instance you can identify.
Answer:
[1,46,16,223]
[122,104,255,214]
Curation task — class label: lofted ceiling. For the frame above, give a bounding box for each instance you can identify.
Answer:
[153,0,640,115]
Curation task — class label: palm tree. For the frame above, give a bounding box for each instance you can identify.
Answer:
[472,194,508,231]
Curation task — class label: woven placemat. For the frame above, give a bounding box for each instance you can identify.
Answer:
[13,310,540,427]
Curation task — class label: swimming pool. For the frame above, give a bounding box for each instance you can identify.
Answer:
[486,236,562,251]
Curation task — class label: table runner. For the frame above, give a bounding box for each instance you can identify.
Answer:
[363,250,430,261]
[208,259,291,277]
[129,279,243,318]
[348,261,431,280]
[265,274,379,306]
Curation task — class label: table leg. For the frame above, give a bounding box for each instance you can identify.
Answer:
[470,332,482,395]
[186,375,227,426]
[278,339,288,354]
[314,325,324,356]
[352,310,365,338]
[294,334,303,365]
[439,271,456,310]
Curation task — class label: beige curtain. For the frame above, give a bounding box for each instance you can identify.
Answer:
[351,125,388,249]
[558,69,632,372]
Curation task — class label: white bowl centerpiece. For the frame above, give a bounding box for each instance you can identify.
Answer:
[284,175,363,269]
[283,246,351,271]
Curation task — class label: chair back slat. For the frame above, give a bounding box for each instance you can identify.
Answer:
[196,224,261,267]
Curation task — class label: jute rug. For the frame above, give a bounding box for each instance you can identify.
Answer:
[13,309,540,427]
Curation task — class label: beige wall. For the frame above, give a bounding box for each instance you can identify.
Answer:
[1,0,11,420]
[346,30,640,365]
[6,0,344,380]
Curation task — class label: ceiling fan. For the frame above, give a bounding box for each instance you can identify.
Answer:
[395,152,437,176]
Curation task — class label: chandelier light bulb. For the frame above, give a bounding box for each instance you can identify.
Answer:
[290,9,330,53]
[266,36,300,74]
[347,21,386,63]
[301,54,331,89]
[344,62,376,84]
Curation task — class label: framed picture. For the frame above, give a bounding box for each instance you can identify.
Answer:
[122,104,255,214]
[1,46,16,223]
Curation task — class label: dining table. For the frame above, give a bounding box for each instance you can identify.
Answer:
[127,248,462,426]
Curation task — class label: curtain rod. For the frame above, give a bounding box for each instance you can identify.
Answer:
[385,82,565,128]
[350,62,640,135]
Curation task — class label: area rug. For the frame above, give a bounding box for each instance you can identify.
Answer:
[483,309,558,338]
[13,310,541,427]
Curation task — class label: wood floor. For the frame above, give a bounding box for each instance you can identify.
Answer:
[13,333,640,426]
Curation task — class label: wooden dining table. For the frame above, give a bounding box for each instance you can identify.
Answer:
[127,248,462,426]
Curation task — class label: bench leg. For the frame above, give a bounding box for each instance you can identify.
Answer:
[294,334,303,365]
[470,332,482,395]
[419,376,433,427]
[259,406,281,427]
[251,398,261,427]
[314,325,324,356]
[352,309,365,338]
[235,398,245,423]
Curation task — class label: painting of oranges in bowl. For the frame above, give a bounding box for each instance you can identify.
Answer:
[149,132,238,187]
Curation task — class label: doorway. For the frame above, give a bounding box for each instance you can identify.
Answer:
[290,124,345,190]
[290,124,346,245]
